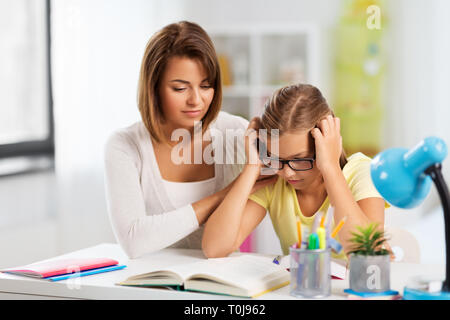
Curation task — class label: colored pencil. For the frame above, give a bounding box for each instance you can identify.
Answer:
[331,216,348,238]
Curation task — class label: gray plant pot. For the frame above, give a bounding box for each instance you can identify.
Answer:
[349,254,391,293]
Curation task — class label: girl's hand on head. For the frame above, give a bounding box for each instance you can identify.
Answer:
[245,117,264,169]
[310,115,343,174]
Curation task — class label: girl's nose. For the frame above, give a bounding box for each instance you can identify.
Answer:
[280,164,296,179]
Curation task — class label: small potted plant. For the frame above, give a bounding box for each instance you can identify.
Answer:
[348,223,391,293]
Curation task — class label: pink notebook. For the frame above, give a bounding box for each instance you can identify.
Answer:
[0,258,119,278]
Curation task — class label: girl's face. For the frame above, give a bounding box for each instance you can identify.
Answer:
[266,130,322,190]
[158,56,214,132]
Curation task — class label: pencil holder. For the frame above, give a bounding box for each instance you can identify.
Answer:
[289,247,331,299]
[349,254,391,293]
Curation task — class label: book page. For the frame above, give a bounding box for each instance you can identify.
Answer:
[172,255,288,289]
[128,265,194,283]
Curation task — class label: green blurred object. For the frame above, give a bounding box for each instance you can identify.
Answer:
[333,0,386,157]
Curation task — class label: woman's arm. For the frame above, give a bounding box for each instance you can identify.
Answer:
[311,115,387,255]
[104,134,202,258]
[105,131,273,259]
[192,172,277,226]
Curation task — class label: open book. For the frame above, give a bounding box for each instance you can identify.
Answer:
[117,254,290,298]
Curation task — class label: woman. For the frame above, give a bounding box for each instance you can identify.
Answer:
[104,21,276,259]
[202,83,391,259]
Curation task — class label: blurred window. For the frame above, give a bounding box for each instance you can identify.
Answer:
[0,0,53,175]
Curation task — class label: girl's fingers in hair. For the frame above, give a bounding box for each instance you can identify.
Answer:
[334,116,341,135]
[248,117,262,131]
[326,114,334,130]
[245,118,262,145]
[320,118,330,136]
[311,127,323,141]
[245,125,256,136]
[245,118,262,167]
[327,114,339,137]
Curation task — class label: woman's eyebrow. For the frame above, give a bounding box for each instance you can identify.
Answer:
[169,79,190,84]
[169,78,210,84]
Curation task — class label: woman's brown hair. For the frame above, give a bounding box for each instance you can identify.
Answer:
[261,83,348,169]
[137,21,222,143]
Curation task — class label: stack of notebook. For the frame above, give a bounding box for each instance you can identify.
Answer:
[0,258,126,281]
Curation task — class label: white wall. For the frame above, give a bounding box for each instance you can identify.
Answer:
[382,0,450,265]
[48,0,155,255]
[180,0,339,100]
[52,0,154,174]
[385,0,450,150]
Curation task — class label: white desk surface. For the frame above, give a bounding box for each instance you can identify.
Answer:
[0,243,445,300]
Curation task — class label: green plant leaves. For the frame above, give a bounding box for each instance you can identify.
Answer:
[348,222,389,256]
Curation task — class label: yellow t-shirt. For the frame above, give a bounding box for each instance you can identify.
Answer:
[248,152,390,260]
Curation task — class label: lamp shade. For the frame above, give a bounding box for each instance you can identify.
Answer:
[371,137,448,208]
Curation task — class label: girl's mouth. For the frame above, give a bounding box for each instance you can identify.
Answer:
[287,179,304,184]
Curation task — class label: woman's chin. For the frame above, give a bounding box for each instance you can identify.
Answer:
[172,119,202,132]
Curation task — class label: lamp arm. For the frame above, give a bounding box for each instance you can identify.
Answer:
[425,163,450,292]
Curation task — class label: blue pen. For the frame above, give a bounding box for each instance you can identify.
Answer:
[47,265,126,281]
[272,255,283,265]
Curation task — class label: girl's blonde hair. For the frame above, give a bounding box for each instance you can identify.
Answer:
[261,83,348,169]
[137,21,222,143]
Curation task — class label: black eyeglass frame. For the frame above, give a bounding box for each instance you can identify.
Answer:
[260,154,316,171]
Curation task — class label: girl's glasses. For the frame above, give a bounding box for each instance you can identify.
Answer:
[261,155,315,171]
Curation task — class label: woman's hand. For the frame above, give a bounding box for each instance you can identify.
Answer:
[310,115,342,175]
[252,174,278,193]
[221,171,277,197]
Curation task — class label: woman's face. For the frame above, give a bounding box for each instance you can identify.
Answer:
[158,56,214,132]
[266,130,322,190]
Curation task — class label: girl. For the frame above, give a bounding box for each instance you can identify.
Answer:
[202,83,390,259]
[104,21,275,259]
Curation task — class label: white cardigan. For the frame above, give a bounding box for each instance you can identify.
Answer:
[104,111,249,258]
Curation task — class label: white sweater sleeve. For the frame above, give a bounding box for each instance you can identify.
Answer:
[104,132,199,259]
[219,112,249,188]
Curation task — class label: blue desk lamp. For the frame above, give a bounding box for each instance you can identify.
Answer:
[370,136,450,300]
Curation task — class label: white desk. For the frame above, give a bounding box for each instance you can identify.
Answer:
[0,243,445,300]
